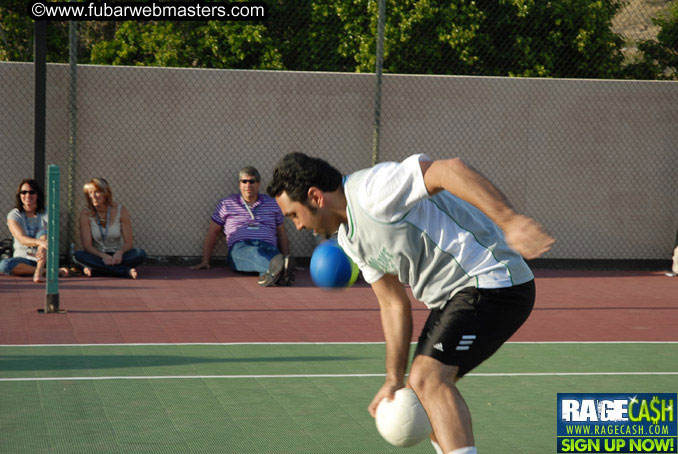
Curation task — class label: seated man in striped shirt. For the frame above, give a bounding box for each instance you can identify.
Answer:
[191,166,294,286]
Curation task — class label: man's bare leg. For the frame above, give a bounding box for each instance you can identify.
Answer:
[409,355,475,452]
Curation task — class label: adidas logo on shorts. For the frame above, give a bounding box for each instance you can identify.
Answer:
[456,335,476,351]
[433,343,444,352]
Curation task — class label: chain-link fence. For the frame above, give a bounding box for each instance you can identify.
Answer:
[1,1,677,262]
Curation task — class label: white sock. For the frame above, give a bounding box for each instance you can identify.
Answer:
[431,440,444,454]
[447,447,477,454]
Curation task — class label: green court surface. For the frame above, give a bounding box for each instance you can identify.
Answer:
[1,343,676,453]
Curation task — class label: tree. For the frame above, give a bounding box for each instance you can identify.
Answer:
[0,1,69,62]
[87,1,354,70]
[0,0,636,79]
[621,2,678,80]
[473,0,625,78]
[303,0,626,78]
[88,21,279,68]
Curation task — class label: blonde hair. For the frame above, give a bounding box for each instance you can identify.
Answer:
[83,178,113,213]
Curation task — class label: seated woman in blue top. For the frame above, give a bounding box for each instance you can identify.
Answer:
[73,178,146,279]
[1,179,68,283]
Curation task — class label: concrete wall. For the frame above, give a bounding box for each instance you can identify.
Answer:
[378,75,678,259]
[1,62,676,260]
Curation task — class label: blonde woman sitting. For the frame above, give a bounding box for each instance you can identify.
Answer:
[73,178,146,279]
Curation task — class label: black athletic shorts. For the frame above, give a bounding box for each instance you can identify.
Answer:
[413,280,535,377]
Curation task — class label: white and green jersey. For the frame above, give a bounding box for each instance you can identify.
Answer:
[337,154,534,309]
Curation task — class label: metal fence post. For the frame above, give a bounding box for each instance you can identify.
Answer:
[34,21,47,187]
[372,0,386,167]
[66,19,78,255]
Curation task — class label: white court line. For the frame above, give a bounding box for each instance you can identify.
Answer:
[1,341,677,347]
[1,372,678,382]
[0,342,388,347]
[0,374,385,382]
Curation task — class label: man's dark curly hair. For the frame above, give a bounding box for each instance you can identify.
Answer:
[267,153,342,203]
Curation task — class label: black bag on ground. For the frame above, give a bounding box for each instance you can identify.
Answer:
[1,239,13,260]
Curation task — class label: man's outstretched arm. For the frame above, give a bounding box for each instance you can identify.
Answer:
[420,158,555,259]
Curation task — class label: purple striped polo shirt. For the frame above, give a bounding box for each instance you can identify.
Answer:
[211,193,284,248]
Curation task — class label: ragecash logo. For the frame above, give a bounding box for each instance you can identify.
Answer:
[557,393,677,453]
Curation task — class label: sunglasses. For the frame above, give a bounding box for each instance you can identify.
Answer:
[20,190,37,195]
[240,179,258,184]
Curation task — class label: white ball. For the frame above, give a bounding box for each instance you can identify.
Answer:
[375,388,432,447]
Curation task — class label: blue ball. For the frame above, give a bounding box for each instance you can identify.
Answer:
[310,240,353,288]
